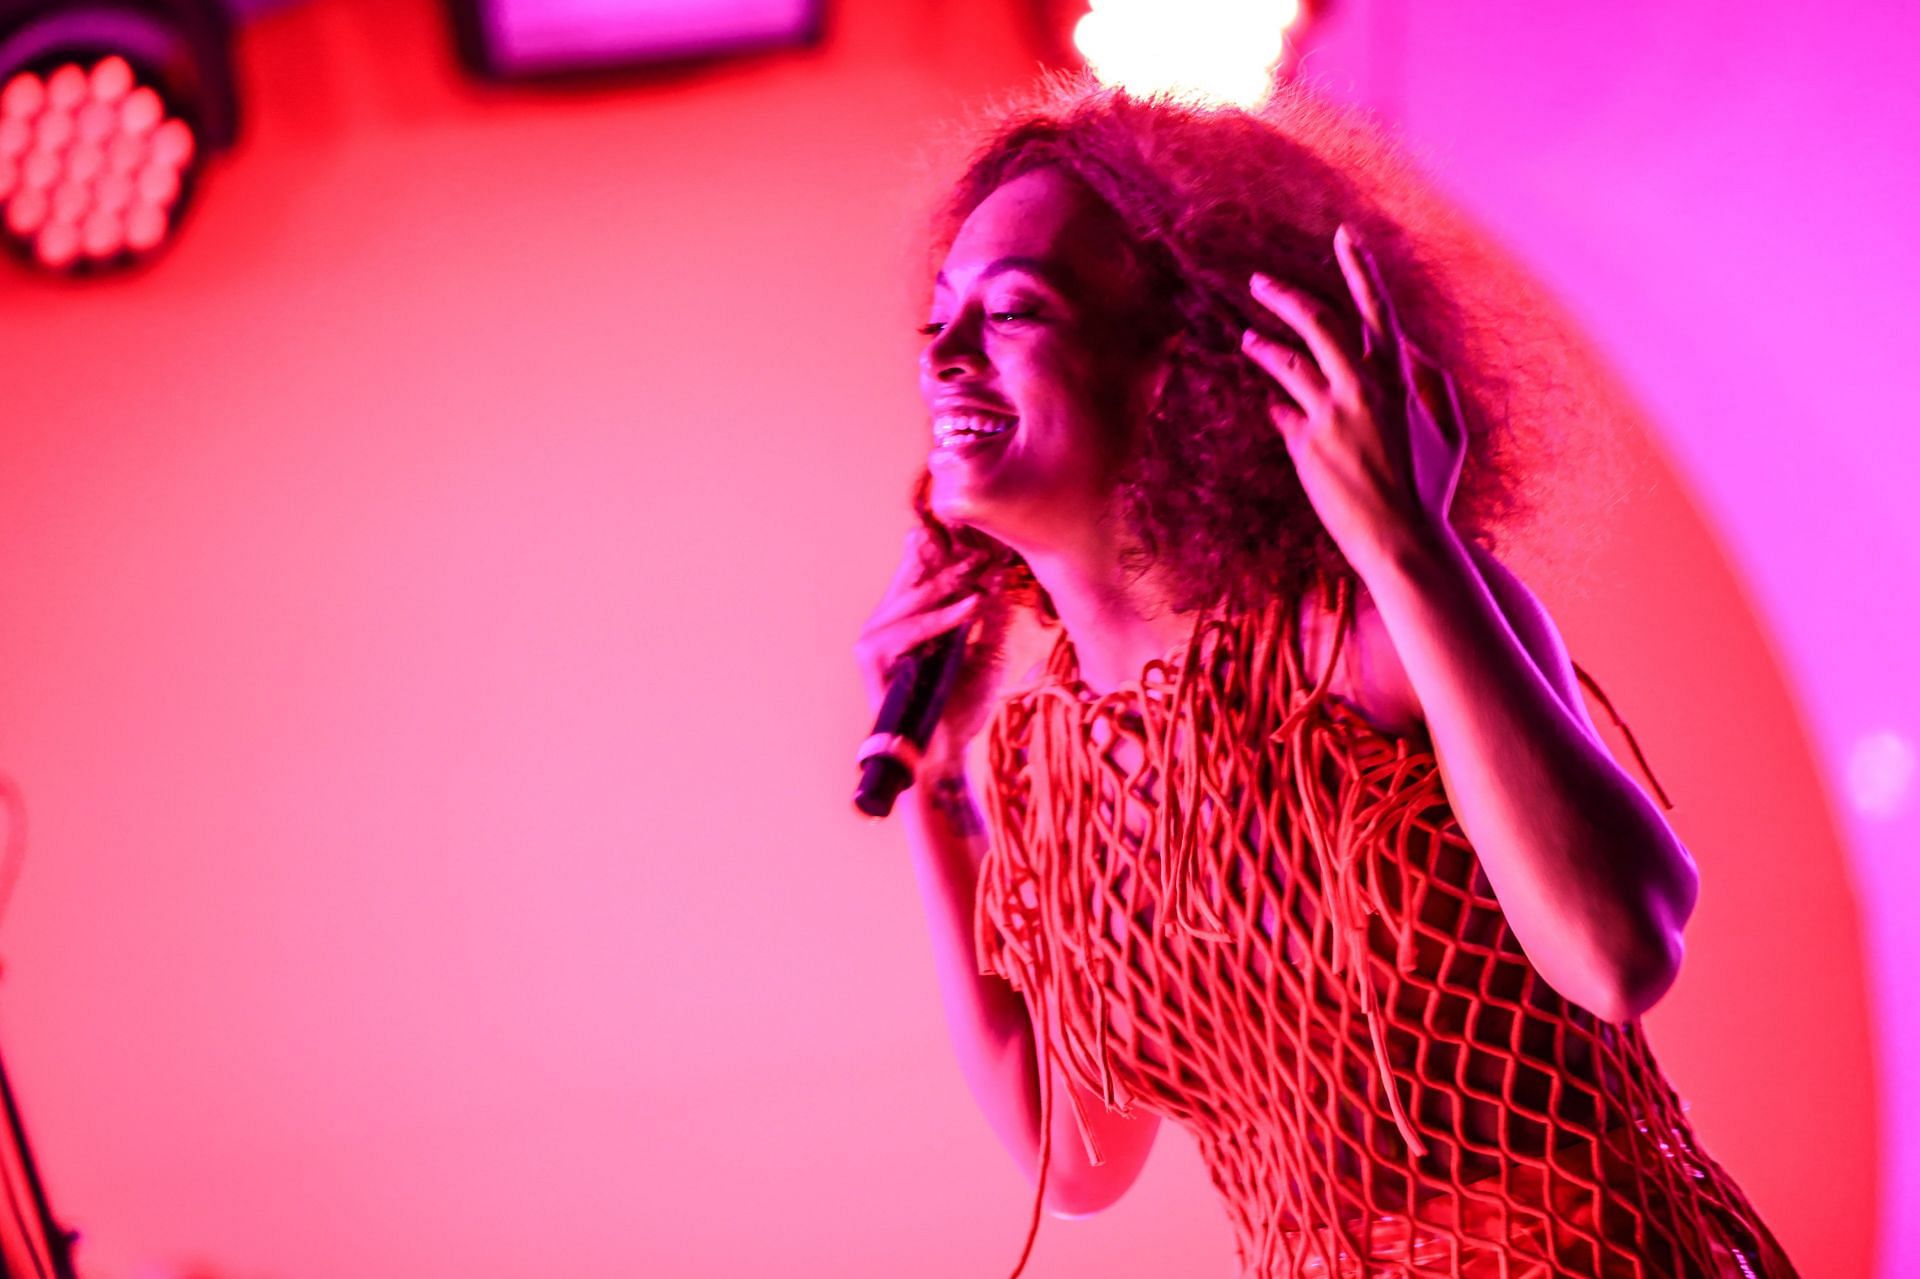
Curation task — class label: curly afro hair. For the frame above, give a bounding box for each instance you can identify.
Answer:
[910,75,1574,621]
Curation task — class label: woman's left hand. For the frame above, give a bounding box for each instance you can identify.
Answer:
[1240,224,1467,574]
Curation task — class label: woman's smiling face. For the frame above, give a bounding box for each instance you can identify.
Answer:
[918,166,1162,556]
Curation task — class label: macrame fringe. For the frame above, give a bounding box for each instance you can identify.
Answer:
[971,574,1774,1279]
[983,576,1435,1276]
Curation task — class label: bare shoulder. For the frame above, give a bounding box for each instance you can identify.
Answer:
[1299,541,1601,743]
[1294,577,1424,738]
[1303,581,1427,739]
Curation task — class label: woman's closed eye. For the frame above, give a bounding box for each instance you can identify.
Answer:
[918,311,1040,336]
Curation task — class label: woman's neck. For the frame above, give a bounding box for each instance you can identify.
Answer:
[1018,541,1197,695]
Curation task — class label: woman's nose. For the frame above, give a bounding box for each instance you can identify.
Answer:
[921,323,987,381]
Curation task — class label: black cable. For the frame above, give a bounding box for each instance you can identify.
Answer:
[0,1144,53,1279]
[0,777,72,1279]
[0,1042,70,1279]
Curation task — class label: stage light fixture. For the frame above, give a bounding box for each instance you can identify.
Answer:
[1028,0,1326,109]
[0,0,237,277]
[1075,0,1306,107]
[445,0,826,82]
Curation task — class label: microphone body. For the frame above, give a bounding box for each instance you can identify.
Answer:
[854,624,971,818]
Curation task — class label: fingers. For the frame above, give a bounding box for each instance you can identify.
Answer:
[1240,327,1328,420]
[1250,230,1445,453]
[856,528,1012,728]
[889,525,948,588]
[853,593,983,691]
[904,593,984,648]
[1247,273,1354,404]
[868,564,985,633]
[885,525,980,596]
[1406,341,1467,451]
[1333,224,1402,358]
[865,527,997,639]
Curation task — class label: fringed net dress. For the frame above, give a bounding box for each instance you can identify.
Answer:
[971,576,1799,1279]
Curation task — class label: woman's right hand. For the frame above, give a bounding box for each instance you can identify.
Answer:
[853,527,1015,774]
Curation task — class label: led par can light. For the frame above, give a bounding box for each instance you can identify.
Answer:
[445,0,826,82]
[0,0,238,276]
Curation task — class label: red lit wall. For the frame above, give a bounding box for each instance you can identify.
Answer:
[0,1,1877,1276]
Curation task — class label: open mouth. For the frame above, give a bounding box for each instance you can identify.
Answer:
[931,411,1017,450]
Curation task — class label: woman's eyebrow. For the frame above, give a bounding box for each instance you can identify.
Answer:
[934,255,1076,296]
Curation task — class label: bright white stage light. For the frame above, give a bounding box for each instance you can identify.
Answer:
[1073,0,1303,109]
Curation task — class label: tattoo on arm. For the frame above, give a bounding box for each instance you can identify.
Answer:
[928,774,986,839]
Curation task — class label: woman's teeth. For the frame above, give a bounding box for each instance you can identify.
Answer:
[933,413,1017,446]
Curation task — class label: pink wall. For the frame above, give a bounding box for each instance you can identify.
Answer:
[1300,1,1912,1272]
[0,2,1882,1277]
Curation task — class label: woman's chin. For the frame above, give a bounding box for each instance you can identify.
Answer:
[928,480,1006,541]
[927,482,982,529]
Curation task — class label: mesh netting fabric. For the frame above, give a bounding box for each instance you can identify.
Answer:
[972,575,1798,1278]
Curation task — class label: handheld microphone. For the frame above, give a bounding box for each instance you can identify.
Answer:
[853,622,972,819]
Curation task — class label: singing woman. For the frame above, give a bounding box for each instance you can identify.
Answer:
[854,80,1799,1278]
